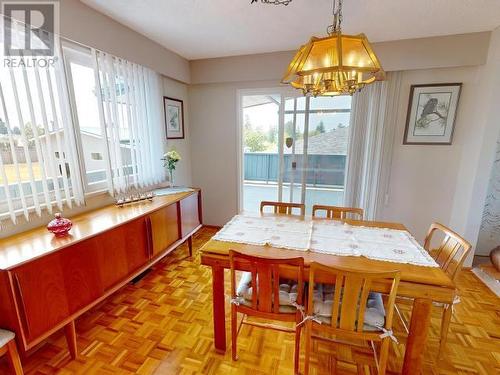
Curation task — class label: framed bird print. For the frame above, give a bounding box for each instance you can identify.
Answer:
[164,97,185,139]
[403,83,462,145]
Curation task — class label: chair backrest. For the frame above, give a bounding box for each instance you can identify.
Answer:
[260,201,305,216]
[307,262,400,333]
[312,205,364,220]
[423,222,472,283]
[229,250,304,315]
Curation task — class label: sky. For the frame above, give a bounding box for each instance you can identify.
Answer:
[243,95,352,135]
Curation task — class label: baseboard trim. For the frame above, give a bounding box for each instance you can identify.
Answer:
[471,267,500,297]
[202,225,222,230]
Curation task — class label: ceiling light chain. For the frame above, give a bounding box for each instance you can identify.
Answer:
[327,0,343,35]
[251,0,293,5]
[281,0,385,97]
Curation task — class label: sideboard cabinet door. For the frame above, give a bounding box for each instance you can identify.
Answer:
[148,204,180,257]
[180,192,201,237]
[12,254,70,341]
[59,238,103,314]
[95,218,149,290]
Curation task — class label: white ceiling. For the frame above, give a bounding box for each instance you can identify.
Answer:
[80,0,500,60]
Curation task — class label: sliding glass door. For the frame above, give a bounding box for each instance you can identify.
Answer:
[240,90,352,214]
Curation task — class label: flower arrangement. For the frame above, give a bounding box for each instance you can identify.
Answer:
[162,150,181,187]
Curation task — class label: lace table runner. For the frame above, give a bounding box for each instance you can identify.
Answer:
[212,213,438,267]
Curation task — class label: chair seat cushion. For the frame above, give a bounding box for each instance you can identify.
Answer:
[0,329,15,347]
[236,271,300,312]
[313,284,385,331]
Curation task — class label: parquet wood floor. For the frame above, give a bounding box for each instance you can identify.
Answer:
[0,227,498,375]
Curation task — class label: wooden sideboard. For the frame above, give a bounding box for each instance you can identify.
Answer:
[0,189,202,359]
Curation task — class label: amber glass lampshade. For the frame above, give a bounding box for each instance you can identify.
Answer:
[282,31,384,96]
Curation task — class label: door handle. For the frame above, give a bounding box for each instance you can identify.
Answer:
[145,217,153,258]
[12,272,32,337]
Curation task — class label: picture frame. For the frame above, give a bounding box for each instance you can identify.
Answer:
[403,83,462,145]
[164,96,185,139]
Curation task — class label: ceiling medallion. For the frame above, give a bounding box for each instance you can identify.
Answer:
[281,0,385,97]
[251,0,293,5]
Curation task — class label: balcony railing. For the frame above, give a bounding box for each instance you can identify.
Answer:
[244,153,346,187]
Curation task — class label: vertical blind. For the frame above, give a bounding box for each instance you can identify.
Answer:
[0,18,84,223]
[94,50,164,195]
[345,71,402,220]
[0,17,166,224]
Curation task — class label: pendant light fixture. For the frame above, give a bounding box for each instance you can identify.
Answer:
[281,0,384,97]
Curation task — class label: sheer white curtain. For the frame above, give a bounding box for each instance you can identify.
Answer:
[93,50,164,195]
[0,17,84,223]
[344,71,403,220]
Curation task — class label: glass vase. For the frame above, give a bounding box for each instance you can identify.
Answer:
[169,169,174,188]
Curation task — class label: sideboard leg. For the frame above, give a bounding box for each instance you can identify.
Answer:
[188,236,193,257]
[64,320,77,359]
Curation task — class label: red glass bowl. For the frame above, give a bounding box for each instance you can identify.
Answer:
[47,213,73,237]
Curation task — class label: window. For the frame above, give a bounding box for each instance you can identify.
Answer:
[63,46,109,193]
[0,19,84,222]
[241,90,352,214]
[63,45,165,195]
[0,18,164,223]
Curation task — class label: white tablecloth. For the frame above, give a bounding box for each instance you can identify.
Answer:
[212,213,438,267]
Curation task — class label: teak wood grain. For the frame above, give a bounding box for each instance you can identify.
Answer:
[0,190,199,271]
[149,203,180,257]
[397,222,473,360]
[229,251,305,373]
[260,201,306,216]
[200,215,456,375]
[303,263,401,375]
[0,227,495,375]
[0,338,23,375]
[312,204,364,220]
[0,190,202,360]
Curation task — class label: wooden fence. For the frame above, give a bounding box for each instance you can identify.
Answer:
[0,148,39,164]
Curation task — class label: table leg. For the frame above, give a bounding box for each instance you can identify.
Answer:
[211,265,226,353]
[402,298,432,374]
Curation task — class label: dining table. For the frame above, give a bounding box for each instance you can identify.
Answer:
[199,213,456,375]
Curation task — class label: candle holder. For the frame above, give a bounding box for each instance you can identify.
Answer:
[116,191,154,207]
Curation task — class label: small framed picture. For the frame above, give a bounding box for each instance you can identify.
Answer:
[404,83,462,145]
[164,97,184,139]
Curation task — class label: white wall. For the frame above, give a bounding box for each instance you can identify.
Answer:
[191,33,490,85]
[448,27,500,260]
[477,136,500,255]
[188,32,499,265]
[379,66,482,245]
[0,1,192,238]
[189,80,280,225]
[59,0,190,83]
[163,77,192,187]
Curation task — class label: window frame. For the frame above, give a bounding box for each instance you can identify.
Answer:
[238,88,352,213]
[62,43,109,195]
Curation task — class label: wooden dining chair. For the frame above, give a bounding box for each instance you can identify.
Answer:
[229,250,304,374]
[312,205,364,220]
[0,329,23,375]
[301,262,400,375]
[260,201,305,216]
[395,222,472,357]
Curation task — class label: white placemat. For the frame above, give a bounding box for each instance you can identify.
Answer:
[212,213,438,267]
